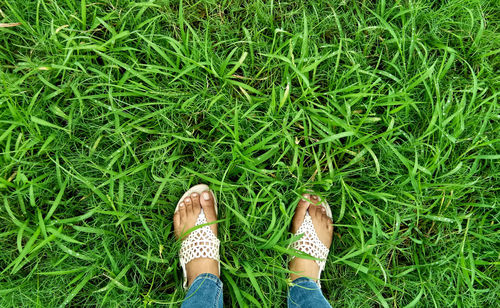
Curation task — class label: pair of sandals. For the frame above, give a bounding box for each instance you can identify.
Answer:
[174,184,332,289]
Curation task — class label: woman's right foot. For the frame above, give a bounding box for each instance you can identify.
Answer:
[289,194,333,281]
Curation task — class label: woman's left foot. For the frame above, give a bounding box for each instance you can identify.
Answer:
[289,194,333,281]
[174,190,219,286]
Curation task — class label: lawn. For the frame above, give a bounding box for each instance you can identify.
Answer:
[0,0,499,307]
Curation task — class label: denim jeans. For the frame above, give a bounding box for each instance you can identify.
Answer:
[181,274,331,308]
[287,277,332,308]
[181,273,223,308]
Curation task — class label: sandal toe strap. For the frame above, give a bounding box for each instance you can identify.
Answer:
[179,209,220,266]
[179,209,220,289]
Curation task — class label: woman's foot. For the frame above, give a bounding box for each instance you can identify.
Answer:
[174,190,219,286]
[289,194,333,281]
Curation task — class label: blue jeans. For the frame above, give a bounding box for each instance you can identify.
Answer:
[287,277,332,308]
[181,273,223,308]
[181,274,331,307]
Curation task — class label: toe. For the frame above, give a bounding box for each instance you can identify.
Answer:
[179,202,187,220]
[184,197,193,214]
[292,194,311,232]
[327,220,334,232]
[309,201,320,218]
[325,212,333,230]
[200,191,217,219]
[297,194,312,213]
[311,194,319,205]
[315,204,324,219]
[173,212,181,238]
[190,192,202,215]
[322,211,331,227]
[302,193,312,203]
[320,207,327,219]
[200,190,217,235]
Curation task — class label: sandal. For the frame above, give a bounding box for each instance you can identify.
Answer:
[175,184,220,289]
[290,195,332,288]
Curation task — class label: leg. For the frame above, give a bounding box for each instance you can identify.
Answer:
[288,194,334,308]
[174,186,223,307]
[174,190,220,286]
[181,273,223,308]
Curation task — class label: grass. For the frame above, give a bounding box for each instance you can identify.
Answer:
[0,0,499,307]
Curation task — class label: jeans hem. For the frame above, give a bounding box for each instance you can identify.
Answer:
[190,273,222,288]
[290,277,319,288]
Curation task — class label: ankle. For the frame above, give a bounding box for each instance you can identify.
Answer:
[186,258,219,287]
[289,258,320,281]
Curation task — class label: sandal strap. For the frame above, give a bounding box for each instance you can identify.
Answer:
[291,212,329,287]
[179,209,220,288]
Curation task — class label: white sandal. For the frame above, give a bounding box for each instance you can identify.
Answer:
[175,184,220,289]
[290,195,332,288]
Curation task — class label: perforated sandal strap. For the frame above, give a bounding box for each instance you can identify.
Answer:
[179,209,220,289]
[291,212,329,288]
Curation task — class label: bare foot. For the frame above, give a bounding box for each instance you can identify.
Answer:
[289,193,333,281]
[173,190,219,286]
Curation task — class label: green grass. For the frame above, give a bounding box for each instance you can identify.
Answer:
[1,0,499,307]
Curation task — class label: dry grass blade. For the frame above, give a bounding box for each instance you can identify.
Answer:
[0,22,21,27]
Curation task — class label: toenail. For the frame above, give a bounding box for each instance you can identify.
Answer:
[202,191,210,200]
[192,193,198,197]
[185,198,191,203]
[180,202,185,207]
[312,195,318,200]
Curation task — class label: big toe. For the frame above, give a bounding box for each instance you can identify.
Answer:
[309,199,322,219]
[200,190,217,234]
[291,194,312,233]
